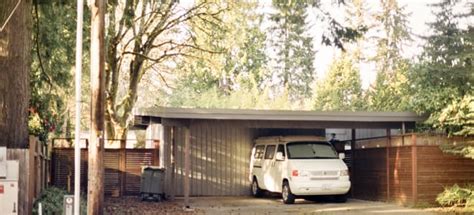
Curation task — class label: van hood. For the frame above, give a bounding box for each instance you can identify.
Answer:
[288,159,347,171]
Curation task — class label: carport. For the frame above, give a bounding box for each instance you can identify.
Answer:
[133,107,424,207]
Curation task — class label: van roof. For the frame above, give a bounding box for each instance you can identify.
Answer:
[255,135,327,144]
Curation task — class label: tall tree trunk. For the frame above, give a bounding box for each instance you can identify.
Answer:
[88,0,106,213]
[0,0,31,148]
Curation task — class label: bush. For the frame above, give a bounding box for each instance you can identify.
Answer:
[33,187,87,215]
[436,184,474,208]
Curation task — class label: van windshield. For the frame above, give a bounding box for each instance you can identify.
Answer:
[286,141,338,159]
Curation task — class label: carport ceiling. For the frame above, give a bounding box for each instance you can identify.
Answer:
[133,107,426,129]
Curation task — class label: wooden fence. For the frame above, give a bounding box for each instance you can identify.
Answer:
[352,134,474,206]
[51,145,159,197]
[6,136,49,215]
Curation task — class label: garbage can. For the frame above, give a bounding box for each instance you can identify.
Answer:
[140,166,165,201]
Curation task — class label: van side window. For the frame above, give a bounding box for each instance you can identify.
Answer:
[264,145,276,159]
[254,145,265,159]
[277,144,285,157]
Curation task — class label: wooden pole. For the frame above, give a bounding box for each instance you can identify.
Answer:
[88,0,106,213]
[411,134,418,205]
[184,127,191,208]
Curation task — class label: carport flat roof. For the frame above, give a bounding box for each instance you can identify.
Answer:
[134,107,425,124]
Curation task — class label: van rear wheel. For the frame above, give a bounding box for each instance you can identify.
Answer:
[251,178,263,197]
[282,181,295,204]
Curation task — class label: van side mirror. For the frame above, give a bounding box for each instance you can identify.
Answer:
[339,153,345,160]
[275,152,285,161]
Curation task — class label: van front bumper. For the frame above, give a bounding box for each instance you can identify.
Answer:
[289,180,351,196]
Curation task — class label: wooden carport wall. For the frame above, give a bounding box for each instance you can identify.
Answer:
[134,107,425,208]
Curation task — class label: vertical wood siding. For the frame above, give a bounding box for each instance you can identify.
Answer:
[172,120,254,196]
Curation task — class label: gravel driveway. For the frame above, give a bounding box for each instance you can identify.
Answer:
[105,196,440,215]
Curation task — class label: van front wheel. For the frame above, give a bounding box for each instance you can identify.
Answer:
[251,178,263,197]
[282,181,295,204]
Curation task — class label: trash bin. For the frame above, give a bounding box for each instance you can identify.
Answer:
[140,166,165,201]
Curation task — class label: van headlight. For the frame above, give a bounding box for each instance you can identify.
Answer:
[339,170,349,176]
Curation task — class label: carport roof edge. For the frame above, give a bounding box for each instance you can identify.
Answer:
[134,107,426,122]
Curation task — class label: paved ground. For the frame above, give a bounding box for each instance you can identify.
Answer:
[185,197,439,215]
[105,196,443,215]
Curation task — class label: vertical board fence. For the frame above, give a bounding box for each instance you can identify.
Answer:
[6,136,49,215]
[352,134,474,206]
[51,143,159,197]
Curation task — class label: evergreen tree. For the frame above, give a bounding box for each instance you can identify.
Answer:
[268,1,315,102]
[410,0,473,123]
[368,0,412,111]
[166,2,268,108]
[313,54,364,111]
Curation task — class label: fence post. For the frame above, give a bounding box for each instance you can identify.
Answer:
[411,134,418,205]
[120,141,126,197]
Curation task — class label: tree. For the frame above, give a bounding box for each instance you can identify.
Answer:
[0,0,31,148]
[367,0,412,111]
[409,0,473,122]
[166,1,268,109]
[105,1,227,141]
[312,54,364,111]
[30,0,91,142]
[267,1,315,102]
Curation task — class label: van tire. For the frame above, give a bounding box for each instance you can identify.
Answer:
[334,194,348,203]
[251,178,263,197]
[282,181,295,204]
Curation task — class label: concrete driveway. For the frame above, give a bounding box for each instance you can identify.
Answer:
[184,197,438,215]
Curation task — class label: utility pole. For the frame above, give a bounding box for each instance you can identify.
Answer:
[88,0,106,213]
[74,0,84,213]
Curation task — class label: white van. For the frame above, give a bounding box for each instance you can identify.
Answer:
[249,136,351,204]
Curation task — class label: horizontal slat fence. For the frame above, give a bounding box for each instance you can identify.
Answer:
[51,147,158,196]
[352,134,474,206]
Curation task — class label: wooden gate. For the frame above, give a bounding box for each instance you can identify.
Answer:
[51,142,159,196]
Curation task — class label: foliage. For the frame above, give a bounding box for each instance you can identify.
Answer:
[32,187,87,215]
[409,0,473,122]
[440,141,474,159]
[367,0,412,112]
[105,0,227,140]
[437,95,474,137]
[312,54,364,111]
[165,1,268,108]
[436,184,474,209]
[367,60,411,111]
[30,0,90,141]
[267,1,315,102]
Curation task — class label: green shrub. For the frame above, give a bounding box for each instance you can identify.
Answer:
[32,187,87,215]
[436,184,474,208]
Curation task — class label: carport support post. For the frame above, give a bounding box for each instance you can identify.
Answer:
[386,129,391,202]
[350,129,355,197]
[184,127,191,208]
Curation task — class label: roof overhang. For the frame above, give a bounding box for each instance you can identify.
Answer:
[133,107,426,129]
